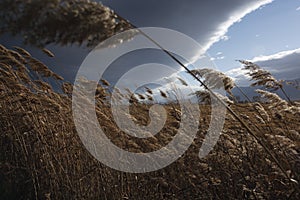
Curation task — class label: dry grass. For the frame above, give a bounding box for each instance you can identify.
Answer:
[239,60,293,104]
[0,0,134,47]
[0,45,300,199]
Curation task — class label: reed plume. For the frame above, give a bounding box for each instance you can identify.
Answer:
[0,0,133,48]
[191,90,233,104]
[255,89,299,115]
[253,102,270,122]
[238,60,282,90]
[191,68,235,97]
[238,60,292,103]
[42,48,55,58]
[177,77,188,86]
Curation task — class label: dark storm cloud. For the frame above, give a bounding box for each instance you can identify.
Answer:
[100,0,273,50]
[1,0,273,84]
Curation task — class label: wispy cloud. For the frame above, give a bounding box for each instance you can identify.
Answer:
[210,55,225,61]
[200,0,274,53]
[210,52,225,61]
[221,35,230,41]
[296,6,300,11]
[226,68,251,86]
[251,48,300,62]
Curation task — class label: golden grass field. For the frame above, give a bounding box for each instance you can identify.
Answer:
[0,45,299,199]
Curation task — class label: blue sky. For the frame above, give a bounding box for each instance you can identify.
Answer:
[208,0,300,72]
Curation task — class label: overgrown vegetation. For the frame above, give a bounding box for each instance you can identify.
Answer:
[0,44,299,199]
[0,0,299,199]
[0,0,133,47]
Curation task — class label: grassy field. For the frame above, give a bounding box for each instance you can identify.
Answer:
[0,45,299,199]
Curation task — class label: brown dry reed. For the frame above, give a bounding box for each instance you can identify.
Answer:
[0,0,133,48]
[1,2,298,198]
[0,34,299,200]
[239,60,293,104]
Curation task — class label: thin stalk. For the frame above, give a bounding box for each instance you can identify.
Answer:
[235,84,252,103]
[280,86,293,104]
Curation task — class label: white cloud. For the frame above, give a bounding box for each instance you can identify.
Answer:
[226,68,251,86]
[221,35,230,41]
[200,0,274,53]
[252,48,300,62]
[211,55,225,61]
[296,6,300,11]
